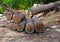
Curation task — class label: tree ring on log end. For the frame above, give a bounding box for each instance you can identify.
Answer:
[12,14,25,24]
[25,18,34,33]
[16,19,26,32]
[32,17,45,33]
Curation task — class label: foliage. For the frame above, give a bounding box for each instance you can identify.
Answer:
[0,5,3,13]
[42,0,57,4]
[0,0,58,13]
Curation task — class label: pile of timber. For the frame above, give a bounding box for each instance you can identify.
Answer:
[2,1,60,33]
[12,14,45,33]
[2,3,45,33]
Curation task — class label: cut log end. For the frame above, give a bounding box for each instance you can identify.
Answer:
[25,24,34,33]
[25,18,34,33]
[32,17,45,33]
[12,23,17,30]
[12,14,25,24]
[16,19,26,32]
[34,23,45,33]
[16,24,24,32]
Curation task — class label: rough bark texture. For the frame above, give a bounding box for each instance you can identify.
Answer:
[30,1,60,16]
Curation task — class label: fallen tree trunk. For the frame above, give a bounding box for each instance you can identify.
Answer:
[30,1,60,16]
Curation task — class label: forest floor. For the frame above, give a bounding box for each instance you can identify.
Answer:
[0,11,60,42]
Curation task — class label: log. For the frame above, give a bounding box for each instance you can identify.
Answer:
[2,3,26,22]
[12,13,25,24]
[12,19,26,31]
[16,19,26,32]
[32,17,45,33]
[25,18,34,33]
[2,3,16,21]
[30,1,60,16]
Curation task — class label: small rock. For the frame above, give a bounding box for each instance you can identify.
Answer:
[51,25,57,29]
[55,29,60,32]
[0,14,3,17]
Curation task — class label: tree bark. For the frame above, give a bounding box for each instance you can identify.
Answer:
[30,1,60,16]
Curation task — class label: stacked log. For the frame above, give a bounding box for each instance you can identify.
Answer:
[12,13,25,24]
[25,18,34,33]
[16,19,26,31]
[2,1,60,33]
[32,17,45,33]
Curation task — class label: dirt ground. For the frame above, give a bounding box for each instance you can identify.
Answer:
[0,11,60,42]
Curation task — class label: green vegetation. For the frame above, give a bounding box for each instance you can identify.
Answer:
[0,0,57,13]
